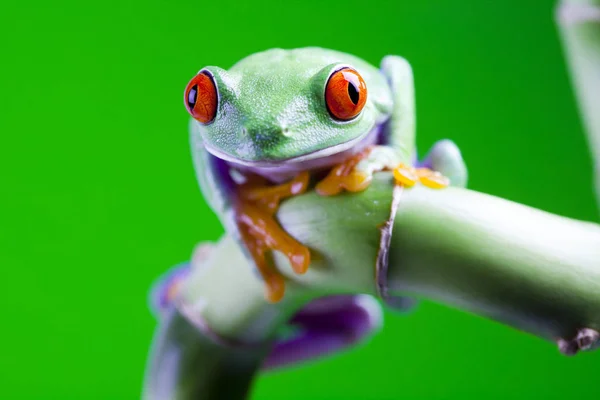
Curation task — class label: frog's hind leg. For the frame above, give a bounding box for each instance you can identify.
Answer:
[235,171,311,303]
[262,295,383,370]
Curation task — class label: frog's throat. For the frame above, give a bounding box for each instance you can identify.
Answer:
[204,124,382,170]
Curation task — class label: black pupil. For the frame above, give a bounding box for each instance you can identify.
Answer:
[188,84,198,109]
[347,82,359,104]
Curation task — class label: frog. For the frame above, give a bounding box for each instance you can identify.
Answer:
[183,47,468,304]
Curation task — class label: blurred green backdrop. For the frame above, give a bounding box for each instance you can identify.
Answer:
[1,0,598,398]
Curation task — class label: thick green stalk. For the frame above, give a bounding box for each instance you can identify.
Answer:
[174,175,600,343]
[388,185,600,342]
[144,176,600,399]
[557,0,600,206]
[143,309,270,400]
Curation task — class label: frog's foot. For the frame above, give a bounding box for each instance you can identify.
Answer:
[235,171,311,303]
[317,144,449,195]
[238,171,309,215]
[316,145,399,196]
[393,163,450,189]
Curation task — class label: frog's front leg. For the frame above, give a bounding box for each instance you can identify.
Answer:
[191,123,311,303]
[394,139,467,190]
[315,142,452,196]
[234,171,311,303]
[314,146,379,195]
[315,145,405,195]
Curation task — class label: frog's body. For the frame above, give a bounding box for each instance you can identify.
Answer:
[185,47,467,302]
[148,47,468,371]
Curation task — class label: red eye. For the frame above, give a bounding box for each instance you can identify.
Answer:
[184,71,217,124]
[325,68,367,121]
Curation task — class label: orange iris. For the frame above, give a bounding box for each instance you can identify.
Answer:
[184,71,218,124]
[325,67,367,121]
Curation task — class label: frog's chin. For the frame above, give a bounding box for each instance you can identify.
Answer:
[205,125,382,182]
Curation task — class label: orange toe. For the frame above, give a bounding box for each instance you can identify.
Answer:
[416,168,450,189]
[393,163,419,187]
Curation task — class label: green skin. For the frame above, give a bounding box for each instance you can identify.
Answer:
[190,47,468,242]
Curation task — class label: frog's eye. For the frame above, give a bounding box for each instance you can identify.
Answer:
[325,67,367,121]
[184,71,218,124]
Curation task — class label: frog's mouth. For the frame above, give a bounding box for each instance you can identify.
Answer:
[205,125,382,182]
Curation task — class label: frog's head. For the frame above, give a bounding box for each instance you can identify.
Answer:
[184,48,393,167]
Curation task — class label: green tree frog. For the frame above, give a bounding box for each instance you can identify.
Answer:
[183,47,467,303]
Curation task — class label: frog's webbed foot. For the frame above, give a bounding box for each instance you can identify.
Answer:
[263,295,382,370]
[235,171,311,303]
[393,164,450,189]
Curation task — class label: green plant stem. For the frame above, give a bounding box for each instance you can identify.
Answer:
[143,309,270,400]
[174,174,600,343]
[144,176,600,399]
[388,185,600,341]
[557,0,600,206]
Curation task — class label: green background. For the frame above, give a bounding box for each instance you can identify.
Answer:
[1,0,598,398]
